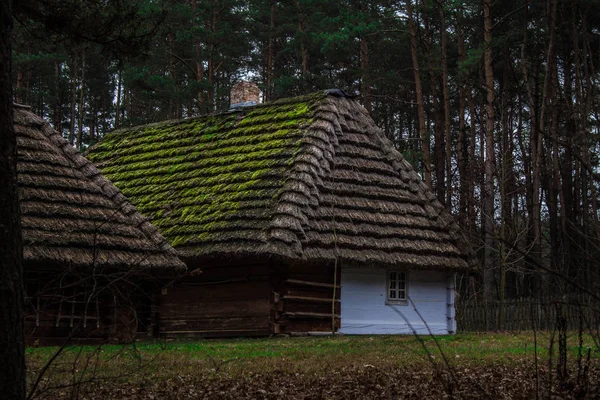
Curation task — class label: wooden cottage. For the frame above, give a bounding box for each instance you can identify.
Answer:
[87,90,475,337]
[15,104,185,344]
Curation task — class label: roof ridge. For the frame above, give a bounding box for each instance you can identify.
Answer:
[87,92,329,150]
[15,107,185,269]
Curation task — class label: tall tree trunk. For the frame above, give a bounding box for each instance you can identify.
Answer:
[15,69,22,104]
[406,0,431,188]
[561,26,575,285]
[124,88,131,123]
[360,36,372,115]
[515,92,528,296]
[498,50,515,324]
[266,0,275,102]
[423,4,444,201]
[430,70,445,203]
[570,2,583,235]
[483,0,496,300]
[0,0,26,396]
[534,0,558,296]
[53,61,62,131]
[195,52,204,113]
[76,48,86,150]
[168,32,179,119]
[467,85,478,233]
[115,68,122,128]
[360,0,371,114]
[520,6,541,297]
[207,1,218,112]
[457,6,467,225]
[69,50,78,146]
[24,64,31,106]
[439,0,452,208]
[90,111,96,142]
[581,13,598,224]
[191,0,204,113]
[208,51,214,112]
[580,11,599,290]
[548,22,563,288]
[296,0,308,77]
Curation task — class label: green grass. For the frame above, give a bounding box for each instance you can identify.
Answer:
[25,332,600,398]
[27,331,599,370]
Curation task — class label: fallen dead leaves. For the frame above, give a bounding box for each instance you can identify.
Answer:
[26,333,600,399]
[33,362,599,399]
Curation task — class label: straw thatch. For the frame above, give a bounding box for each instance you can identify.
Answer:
[14,104,185,271]
[87,92,474,271]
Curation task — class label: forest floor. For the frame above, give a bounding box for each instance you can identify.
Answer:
[26,332,600,399]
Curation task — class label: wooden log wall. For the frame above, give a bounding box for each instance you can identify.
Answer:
[24,297,107,345]
[271,262,341,335]
[24,267,156,345]
[157,261,271,338]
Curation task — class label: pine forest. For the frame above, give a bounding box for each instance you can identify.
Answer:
[12,0,600,311]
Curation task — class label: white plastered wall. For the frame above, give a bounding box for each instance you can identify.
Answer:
[340,266,456,335]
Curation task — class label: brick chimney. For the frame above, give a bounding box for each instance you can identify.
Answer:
[229,81,260,109]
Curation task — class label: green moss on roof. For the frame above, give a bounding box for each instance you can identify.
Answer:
[87,92,325,248]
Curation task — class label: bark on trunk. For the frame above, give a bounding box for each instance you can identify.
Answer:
[520,4,542,296]
[360,36,372,115]
[168,32,179,119]
[483,0,496,300]
[69,50,78,146]
[266,0,275,102]
[196,54,204,113]
[296,1,308,76]
[192,0,205,113]
[360,1,371,114]
[430,69,445,203]
[15,70,22,104]
[581,14,599,223]
[0,0,26,396]
[439,1,452,208]
[208,51,214,112]
[115,68,122,128]
[53,61,62,131]
[207,2,218,113]
[406,0,431,188]
[467,83,477,233]
[457,6,467,225]
[76,48,86,150]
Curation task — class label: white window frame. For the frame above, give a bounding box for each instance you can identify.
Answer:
[386,270,408,305]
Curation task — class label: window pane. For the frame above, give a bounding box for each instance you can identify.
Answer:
[388,271,408,302]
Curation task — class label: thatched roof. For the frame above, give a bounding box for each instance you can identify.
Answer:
[15,104,185,271]
[87,92,474,271]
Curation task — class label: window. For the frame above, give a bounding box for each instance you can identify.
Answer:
[386,271,408,305]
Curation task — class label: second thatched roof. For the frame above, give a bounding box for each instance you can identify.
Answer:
[87,92,474,271]
[15,104,185,271]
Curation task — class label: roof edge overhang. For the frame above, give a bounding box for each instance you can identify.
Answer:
[15,105,186,273]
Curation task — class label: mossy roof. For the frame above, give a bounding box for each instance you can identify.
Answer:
[14,104,185,271]
[87,92,474,271]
